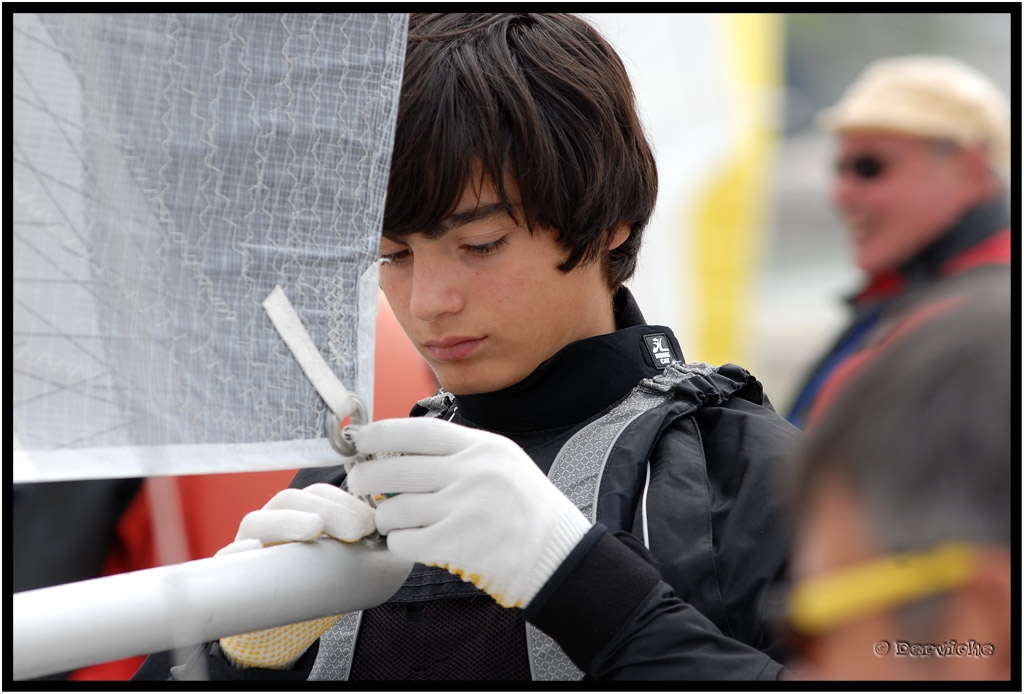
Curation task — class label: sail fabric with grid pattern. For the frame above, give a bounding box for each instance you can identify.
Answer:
[12,13,408,481]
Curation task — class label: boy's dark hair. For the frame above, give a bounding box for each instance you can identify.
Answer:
[383,13,658,290]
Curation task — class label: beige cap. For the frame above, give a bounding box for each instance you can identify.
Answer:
[818,55,1011,169]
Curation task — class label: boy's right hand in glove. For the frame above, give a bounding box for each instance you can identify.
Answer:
[347,417,592,610]
[216,483,375,670]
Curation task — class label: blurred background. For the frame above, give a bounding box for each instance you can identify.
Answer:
[587,12,1013,414]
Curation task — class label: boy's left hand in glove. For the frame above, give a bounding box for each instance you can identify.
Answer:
[347,417,591,609]
[215,483,376,670]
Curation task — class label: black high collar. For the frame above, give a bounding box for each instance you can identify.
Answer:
[451,288,683,434]
[900,196,1010,283]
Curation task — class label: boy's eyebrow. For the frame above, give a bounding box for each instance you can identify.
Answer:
[422,202,516,239]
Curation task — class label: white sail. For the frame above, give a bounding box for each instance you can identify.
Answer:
[12,13,412,680]
[12,13,408,481]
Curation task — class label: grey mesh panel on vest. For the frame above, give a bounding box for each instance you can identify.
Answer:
[526,361,716,681]
[308,364,715,680]
[309,611,362,681]
[526,628,581,682]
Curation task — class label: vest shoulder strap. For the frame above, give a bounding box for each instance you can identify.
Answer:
[527,361,729,681]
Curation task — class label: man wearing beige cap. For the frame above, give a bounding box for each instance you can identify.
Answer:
[786,54,1011,429]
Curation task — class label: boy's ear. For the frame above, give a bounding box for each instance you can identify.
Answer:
[608,224,630,251]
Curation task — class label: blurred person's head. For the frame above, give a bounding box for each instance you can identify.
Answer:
[818,55,1010,277]
[782,284,1012,680]
[378,14,657,395]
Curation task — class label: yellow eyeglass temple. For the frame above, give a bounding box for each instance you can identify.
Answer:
[787,542,977,636]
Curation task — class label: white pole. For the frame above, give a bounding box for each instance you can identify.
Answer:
[13,539,412,680]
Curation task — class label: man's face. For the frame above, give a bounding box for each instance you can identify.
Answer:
[378,176,618,395]
[830,131,975,276]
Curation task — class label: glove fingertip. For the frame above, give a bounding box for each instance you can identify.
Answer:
[263,487,305,510]
[237,509,325,544]
[355,417,471,456]
[323,508,377,543]
[234,509,268,541]
[380,526,415,558]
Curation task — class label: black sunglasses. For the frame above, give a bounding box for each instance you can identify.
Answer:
[836,155,886,180]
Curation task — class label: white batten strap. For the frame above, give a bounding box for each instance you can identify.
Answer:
[262,285,356,422]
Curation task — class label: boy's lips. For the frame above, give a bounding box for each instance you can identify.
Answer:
[424,337,487,362]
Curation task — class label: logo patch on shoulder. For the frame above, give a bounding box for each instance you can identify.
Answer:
[643,333,676,368]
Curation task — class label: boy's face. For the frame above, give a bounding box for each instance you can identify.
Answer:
[378,176,619,395]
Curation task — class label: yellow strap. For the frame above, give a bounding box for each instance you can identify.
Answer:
[788,543,976,635]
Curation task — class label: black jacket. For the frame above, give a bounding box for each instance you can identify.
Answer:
[136,288,797,681]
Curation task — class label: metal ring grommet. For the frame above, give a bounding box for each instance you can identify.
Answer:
[326,395,367,458]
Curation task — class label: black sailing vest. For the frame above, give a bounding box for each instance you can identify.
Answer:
[307,360,756,681]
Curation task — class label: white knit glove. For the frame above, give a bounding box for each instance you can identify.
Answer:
[347,417,591,609]
[216,483,376,669]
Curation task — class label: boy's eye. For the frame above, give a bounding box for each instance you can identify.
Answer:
[380,249,411,265]
[463,236,508,256]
